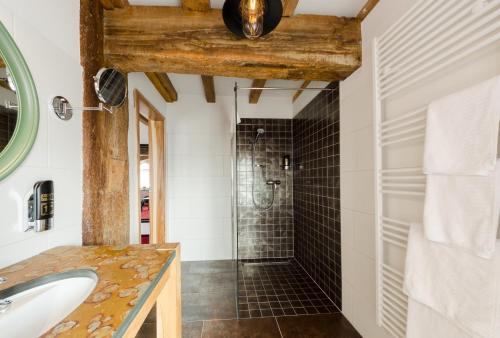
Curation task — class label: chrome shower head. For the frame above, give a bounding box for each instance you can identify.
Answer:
[253,128,265,144]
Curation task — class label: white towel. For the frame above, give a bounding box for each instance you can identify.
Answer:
[404,223,500,338]
[424,160,500,258]
[406,299,474,338]
[423,75,500,176]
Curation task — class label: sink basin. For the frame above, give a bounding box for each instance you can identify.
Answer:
[0,269,98,338]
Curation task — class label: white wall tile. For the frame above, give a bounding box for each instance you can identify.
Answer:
[0,3,82,268]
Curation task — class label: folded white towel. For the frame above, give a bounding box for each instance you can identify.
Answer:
[423,75,500,176]
[404,223,500,338]
[424,160,500,258]
[407,299,474,338]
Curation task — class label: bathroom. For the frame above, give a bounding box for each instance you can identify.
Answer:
[0,0,499,337]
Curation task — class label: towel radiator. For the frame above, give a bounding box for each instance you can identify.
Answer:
[373,0,500,337]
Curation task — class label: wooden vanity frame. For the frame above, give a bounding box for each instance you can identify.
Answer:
[122,243,181,338]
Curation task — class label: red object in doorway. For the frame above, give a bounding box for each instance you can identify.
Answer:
[141,235,150,244]
[141,197,150,221]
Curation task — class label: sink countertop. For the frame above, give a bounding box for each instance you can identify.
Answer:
[0,244,178,338]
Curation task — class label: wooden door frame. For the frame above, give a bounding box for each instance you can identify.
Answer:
[134,89,166,244]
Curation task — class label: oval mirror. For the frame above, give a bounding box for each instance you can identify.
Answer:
[0,22,39,181]
[94,68,127,107]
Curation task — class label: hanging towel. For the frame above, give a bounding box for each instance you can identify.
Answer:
[423,75,500,176]
[423,160,500,258]
[404,223,500,338]
[406,299,474,338]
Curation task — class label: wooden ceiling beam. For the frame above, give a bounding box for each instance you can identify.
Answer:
[146,72,178,103]
[103,6,361,81]
[292,80,311,102]
[100,0,128,10]
[282,0,299,17]
[249,79,267,104]
[182,0,210,11]
[357,0,379,21]
[201,75,216,103]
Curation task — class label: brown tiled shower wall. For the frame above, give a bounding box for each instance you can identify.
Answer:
[293,82,342,308]
[0,107,17,150]
[236,119,294,259]
[236,83,341,308]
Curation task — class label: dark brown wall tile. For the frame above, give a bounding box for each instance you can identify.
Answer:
[236,119,293,259]
[293,82,341,309]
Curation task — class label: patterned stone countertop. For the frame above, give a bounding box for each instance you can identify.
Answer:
[0,244,178,337]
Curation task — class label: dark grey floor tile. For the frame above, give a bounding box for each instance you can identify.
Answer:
[136,322,155,338]
[183,321,203,338]
[276,313,362,338]
[182,260,236,274]
[182,273,204,294]
[182,291,237,322]
[202,318,282,338]
[200,272,237,292]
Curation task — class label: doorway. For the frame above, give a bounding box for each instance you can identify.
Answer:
[134,89,166,244]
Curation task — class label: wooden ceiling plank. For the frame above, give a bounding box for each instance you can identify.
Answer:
[357,0,379,21]
[292,80,311,102]
[201,75,216,103]
[182,0,210,11]
[249,79,267,104]
[103,6,361,81]
[282,0,299,17]
[146,72,178,103]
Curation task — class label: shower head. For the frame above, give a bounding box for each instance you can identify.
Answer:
[253,128,265,144]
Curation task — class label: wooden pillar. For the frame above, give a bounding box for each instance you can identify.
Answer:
[80,0,130,245]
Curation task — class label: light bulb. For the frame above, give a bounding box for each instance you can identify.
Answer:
[240,0,265,39]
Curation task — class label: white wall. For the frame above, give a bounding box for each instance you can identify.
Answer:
[0,0,82,268]
[128,72,294,261]
[338,0,500,337]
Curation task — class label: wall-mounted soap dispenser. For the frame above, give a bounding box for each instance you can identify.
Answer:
[282,155,291,170]
[25,181,54,232]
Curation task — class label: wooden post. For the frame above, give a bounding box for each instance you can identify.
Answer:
[81,0,130,245]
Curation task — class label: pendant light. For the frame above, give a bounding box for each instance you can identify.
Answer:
[222,0,283,39]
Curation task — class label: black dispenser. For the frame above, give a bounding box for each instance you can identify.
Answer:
[28,181,54,232]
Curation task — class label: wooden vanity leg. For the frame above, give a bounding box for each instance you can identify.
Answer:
[157,247,182,338]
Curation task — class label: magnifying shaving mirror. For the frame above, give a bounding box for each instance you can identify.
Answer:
[51,67,127,121]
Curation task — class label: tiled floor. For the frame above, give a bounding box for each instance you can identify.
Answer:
[238,260,338,318]
[178,261,361,338]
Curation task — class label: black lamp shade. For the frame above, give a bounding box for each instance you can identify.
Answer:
[222,0,283,38]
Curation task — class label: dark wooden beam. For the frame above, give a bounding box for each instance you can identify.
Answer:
[249,79,267,104]
[201,75,216,103]
[282,0,299,17]
[81,0,130,245]
[292,80,311,102]
[182,0,210,11]
[103,6,361,81]
[100,0,128,10]
[357,0,379,21]
[146,73,178,103]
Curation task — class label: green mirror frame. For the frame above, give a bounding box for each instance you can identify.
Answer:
[0,21,39,181]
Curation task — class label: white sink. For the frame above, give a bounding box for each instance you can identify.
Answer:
[0,270,98,338]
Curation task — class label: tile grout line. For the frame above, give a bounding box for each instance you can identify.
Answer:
[274,316,284,338]
[200,320,205,338]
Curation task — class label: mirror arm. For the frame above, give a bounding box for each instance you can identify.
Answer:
[64,102,114,114]
[50,96,115,121]
[4,101,18,110]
